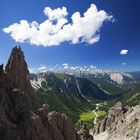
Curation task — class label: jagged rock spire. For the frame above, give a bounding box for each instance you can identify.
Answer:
[4,46,40,109]
[5,46,30,90]
[0,64,5,89]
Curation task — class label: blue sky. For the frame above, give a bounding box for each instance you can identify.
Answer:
[0,0,140,72]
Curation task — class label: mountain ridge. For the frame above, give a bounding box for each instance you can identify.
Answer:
[30,72,111,100]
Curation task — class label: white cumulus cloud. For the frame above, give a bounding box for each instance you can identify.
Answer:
[120,49,128,55]
[44,7,68,20]
[90,65,96,69]
[38,66,47,72]
[29,68,36,73]
[3,4,113,47]
[62,63,69,69]
[122,62,127,65]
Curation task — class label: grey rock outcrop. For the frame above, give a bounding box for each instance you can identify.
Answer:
[78,121,94,140]
[0,46,81,140]
[93,102,140,140]
[108,105,140,140]
[93,102,127,135]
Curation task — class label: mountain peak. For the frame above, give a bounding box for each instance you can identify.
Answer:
[5,46,30,90]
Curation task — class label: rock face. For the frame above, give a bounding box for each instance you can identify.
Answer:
[5,46,30,90]
[78,121,94,140]
[94,102,127,135]
[5,47,39,109]
[93,102,140,140]
[0,46,81,140]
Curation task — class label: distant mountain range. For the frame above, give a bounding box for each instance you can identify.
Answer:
[30,72,111,100]
[81,71,140,94]
[30,70,140,95]
[62,68,140,85]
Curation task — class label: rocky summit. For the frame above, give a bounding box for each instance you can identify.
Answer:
[0,46,90,140]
